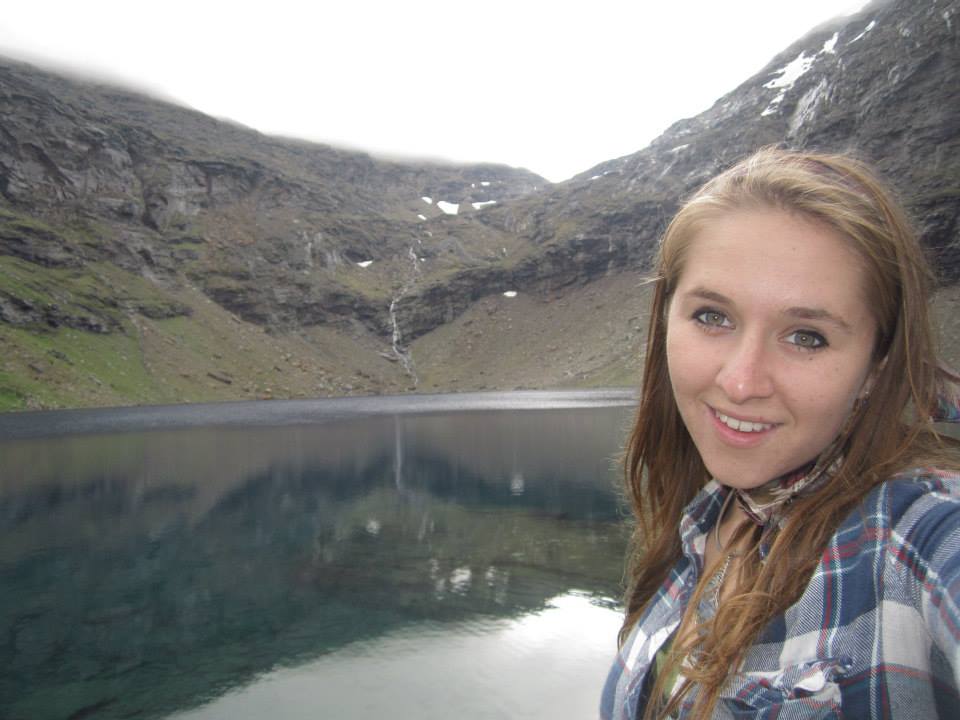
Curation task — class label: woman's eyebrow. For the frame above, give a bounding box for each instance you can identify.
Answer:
[783,306,854,333]
[685,287,732,304]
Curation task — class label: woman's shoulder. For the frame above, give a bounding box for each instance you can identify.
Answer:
[829,468,960,558]
[860,467,960,572]
[873,466,960,513]
[881,466,960,496]
[859,467,960,525]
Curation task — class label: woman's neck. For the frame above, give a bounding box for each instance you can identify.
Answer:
[716,495,749,551]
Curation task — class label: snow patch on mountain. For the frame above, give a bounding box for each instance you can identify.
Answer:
[821,32,839,54]
[761,33,840,118]
[849,20,877,44]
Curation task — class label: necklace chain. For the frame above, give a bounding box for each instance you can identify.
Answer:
[713,552,736,607]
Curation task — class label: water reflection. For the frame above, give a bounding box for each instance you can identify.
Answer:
[170,592,622,720]
[0,403,632,720]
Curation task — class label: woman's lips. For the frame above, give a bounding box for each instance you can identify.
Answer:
[708,406,778,447]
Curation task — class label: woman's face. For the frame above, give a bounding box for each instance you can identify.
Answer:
[665,208,879,490]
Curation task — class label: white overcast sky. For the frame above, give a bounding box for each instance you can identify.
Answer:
[0,1,868,182]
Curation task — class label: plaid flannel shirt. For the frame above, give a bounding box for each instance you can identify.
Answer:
[600,469,960,719]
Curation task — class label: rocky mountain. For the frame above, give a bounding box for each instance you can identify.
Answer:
[1,0,958,411]
[0,60,545,330]
[0,57,550,407]
[454,0,959,299]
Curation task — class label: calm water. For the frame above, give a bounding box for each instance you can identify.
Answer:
[0,391,636,720]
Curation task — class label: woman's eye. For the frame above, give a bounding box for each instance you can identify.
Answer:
[693,310,732,328]
[785,330,827,349]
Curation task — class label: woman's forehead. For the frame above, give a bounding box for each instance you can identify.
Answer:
[672,209,874,320]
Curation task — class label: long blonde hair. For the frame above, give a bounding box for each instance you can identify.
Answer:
[622,147,958,719]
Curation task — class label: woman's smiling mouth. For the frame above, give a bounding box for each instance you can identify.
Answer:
[711,408,776,433]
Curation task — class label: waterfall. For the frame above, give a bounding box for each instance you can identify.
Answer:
[389,247,420,386]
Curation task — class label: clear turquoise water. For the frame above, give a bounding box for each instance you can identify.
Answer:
[0,396,633,719]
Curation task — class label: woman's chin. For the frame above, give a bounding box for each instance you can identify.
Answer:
[705,464,780,491]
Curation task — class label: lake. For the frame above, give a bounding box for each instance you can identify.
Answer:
[0,390,636,720]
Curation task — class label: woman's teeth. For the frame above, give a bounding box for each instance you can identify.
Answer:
[715,411,773,433]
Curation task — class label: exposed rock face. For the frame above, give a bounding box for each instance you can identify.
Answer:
[0,60,546,337]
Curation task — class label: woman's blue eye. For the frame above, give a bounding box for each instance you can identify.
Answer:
[693,310,731,328]
[786,330,827,349]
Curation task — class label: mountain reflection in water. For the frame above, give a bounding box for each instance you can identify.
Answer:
[0,394,634,720]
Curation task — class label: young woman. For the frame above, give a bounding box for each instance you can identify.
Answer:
[600,148,960,719]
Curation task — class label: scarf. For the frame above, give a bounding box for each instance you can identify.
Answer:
[733,453,840,530]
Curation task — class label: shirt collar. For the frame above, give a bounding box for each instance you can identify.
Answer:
[678,480,726,571]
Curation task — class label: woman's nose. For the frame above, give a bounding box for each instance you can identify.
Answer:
[715,335,774,403]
